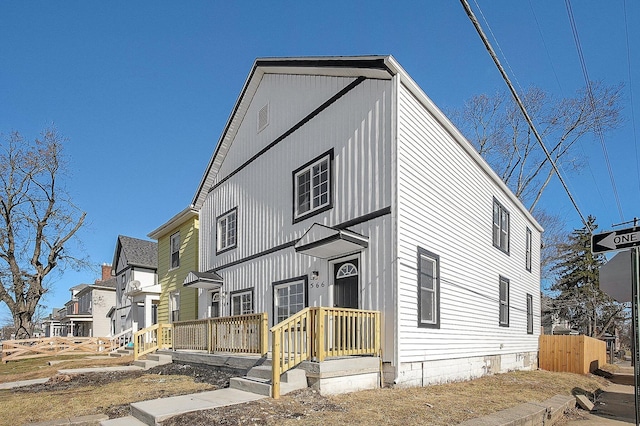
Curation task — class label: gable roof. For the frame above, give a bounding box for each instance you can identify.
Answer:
[191,55,542,232]
[112,235,158,272]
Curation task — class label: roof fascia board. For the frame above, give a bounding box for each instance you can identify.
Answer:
[148,206,198,239]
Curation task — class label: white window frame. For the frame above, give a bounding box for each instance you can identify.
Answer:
[293,151,332,222]
[499,276,510,327]
[231,289,253,316]
[170,232,180,270]
[217,208,237,253]
[417,248,440,328]
[493,198,510,254]
[170,291,180,323]
[273,277,306,325]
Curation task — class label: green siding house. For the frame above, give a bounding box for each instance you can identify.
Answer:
[148,207,199,323]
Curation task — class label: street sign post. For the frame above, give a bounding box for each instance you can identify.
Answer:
[592,226,640,254]
[593,225,640,425]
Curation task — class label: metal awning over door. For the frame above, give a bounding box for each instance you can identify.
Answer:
[183,271,224,290]
[295,223,368,259]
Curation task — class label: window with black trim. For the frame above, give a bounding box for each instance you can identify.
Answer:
[499,276,510,327]
[525,228,532,272]
[526,293,533,334]
[273,277,307,325]
[493,198,510,254]
[231,289,253,316]
[217,208,237,253]
[418,248,440,328]
[293,151,332,222]
[170,232,180,269]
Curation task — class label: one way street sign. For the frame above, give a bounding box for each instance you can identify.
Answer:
[592,226,640,254]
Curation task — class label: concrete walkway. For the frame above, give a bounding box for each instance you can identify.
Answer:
[564,364,636,425]
[101,388,266,425]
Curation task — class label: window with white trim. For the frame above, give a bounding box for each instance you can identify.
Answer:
[170,292,180,323]
[217,208,237,253]
[499,276,510,327]
[274,279,306,324]
[418,248,440,328]
[525,228,532,272]
[526,293,533,334]
[170,232,180,269]
[231,289,253,316]
[293,152,332,221]
[493,198,510,254]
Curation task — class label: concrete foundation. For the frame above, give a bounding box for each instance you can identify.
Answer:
[300,356,381,395]
[384,351,539,387]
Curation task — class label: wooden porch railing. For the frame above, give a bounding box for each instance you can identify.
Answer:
[1,336,115,363]
[172,313,269,355]
[271,307,381,399]
[133,313,269,360]
[133,323,172,360]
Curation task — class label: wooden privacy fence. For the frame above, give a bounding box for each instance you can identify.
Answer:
[1,336,116,363]
[271,307,381,399]
[539,335,607,374]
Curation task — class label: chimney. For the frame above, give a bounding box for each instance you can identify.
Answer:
[101,264,113,282]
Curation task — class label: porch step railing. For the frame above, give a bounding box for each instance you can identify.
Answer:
[271,307,381,398]
[109,327,133,352]
[133,324,172,360]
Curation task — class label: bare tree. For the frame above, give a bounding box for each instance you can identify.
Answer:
[450,82,624,212]
[0,127,86,339]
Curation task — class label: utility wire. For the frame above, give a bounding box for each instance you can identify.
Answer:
[622,0,640,195]
[459,0,592,232]
[527,0,609,216]
[565,0,625,222]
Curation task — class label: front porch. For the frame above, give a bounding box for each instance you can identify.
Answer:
[133,307,381,398]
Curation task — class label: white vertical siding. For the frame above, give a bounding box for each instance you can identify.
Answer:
[396,83,541,364]
[198,75,395,359]
[215,74,358,182]
[200,77,393,273]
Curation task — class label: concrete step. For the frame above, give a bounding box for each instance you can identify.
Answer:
[109,348,133,358]
[132,359,159,369]
[101,415,147,426]
[146,353,172,364]
[246,365,272,380]
[229,376,272,396]
[231,367,308,397]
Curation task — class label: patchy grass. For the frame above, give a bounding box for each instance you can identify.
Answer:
[1,373,213,425]
[164,369,609,426]
[0,354,133,383]
[0,355,611,426]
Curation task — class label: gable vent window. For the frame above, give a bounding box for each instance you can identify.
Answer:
[258,103,269,133]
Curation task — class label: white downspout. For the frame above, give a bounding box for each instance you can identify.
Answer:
[391,71,401,385]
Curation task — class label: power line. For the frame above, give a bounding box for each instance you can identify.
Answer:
[565,0,625,222]
[622,0,640,195]
[459,0,592,232]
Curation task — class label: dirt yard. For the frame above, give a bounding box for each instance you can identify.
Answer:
[1,357,610,426]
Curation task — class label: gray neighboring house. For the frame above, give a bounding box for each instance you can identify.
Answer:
[44,265,117,337]
[111,235,159,334]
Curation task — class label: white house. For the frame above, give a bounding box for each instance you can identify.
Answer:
[187,56,542,387]
[111,235,159,334]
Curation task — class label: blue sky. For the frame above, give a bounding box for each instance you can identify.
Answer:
[1,1,638,317]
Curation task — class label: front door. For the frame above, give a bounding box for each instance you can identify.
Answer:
[333,258,359,308]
